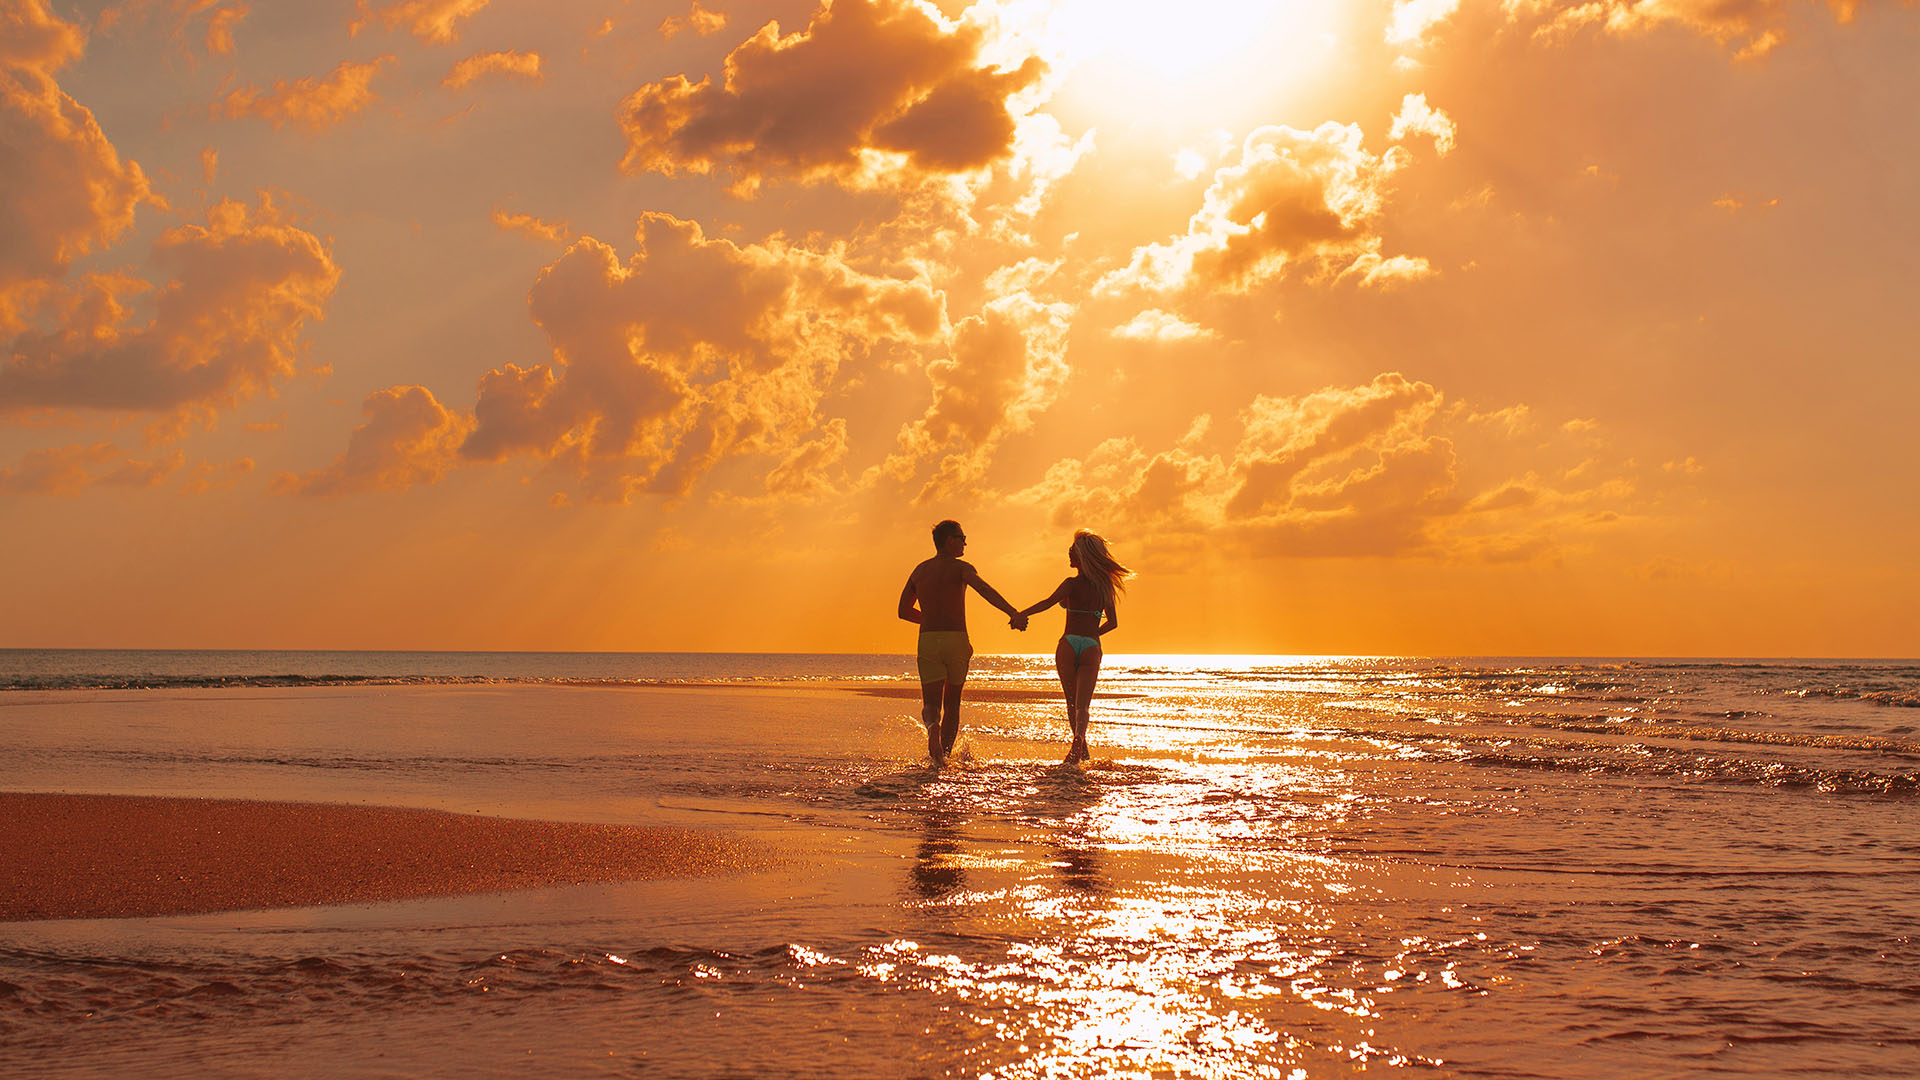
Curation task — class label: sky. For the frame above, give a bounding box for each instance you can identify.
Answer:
[2,0,1916,656]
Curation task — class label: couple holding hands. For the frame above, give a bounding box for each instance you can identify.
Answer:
[898,520,1133,766]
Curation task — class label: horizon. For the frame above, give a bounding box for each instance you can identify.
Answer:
[3,0,1915,656]
[3,646,1914,662]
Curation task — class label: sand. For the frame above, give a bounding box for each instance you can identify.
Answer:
[0,792,768,922]
[851,683,1138,702]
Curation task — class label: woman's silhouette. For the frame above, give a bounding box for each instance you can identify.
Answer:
[1017,530,1133,764]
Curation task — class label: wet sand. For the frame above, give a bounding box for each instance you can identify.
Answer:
[0,792,767,922]
[850,683,1139,702]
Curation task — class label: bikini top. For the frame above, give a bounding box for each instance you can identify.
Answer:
[1065,607,1103,616]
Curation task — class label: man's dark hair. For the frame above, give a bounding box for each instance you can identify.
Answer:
[931,520,963,550]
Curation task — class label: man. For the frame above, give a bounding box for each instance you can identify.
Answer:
[898,519,1026,765]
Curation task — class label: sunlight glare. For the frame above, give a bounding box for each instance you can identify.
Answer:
[1041,0,1345,124]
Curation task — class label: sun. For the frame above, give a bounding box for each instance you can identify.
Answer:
[1036,0,1349,125]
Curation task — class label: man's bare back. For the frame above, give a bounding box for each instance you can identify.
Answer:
[904,555,974,632]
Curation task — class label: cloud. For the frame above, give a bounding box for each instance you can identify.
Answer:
[1389,93,1455,154]
[96,0,250,57]
[1110,309,1214,343]
[619,0,1046,193]
[277,385,472,495]
[763,416,848,498]
[1016,374,1651,562]
[659,1,728,40]
[351,0,488,45]
[178,455,253,493]
[0,441,181,495]
[1387,0,1462,46]
[1501,0,1867,58]
[1098,113,1446,296]
[490,207,570,245]
[305,212,944,500]
[0,196,340,417]
[1013,419,1223,535]
[0,0,152,330]
[443,49,541,89]
[885,290,1073,499]
[222,56,391,130]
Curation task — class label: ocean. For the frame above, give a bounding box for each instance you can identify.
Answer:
[0,650,1915,1078]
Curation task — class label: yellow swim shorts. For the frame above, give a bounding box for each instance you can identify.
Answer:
[916,630,973,684]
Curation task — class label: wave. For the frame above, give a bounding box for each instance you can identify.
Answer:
[1786,687,1920,709]
[1452,745,1920,797]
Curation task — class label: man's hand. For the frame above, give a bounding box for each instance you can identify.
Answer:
[1010,612,1029,631]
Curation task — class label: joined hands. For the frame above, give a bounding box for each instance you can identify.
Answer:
[1009,612,1029,631]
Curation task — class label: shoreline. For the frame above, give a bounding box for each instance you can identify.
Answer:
[0,792,768,923]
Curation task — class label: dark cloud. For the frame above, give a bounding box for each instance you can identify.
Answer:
[619,0,1044,191]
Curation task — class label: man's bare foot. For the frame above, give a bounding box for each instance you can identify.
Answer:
[927,723,944,766]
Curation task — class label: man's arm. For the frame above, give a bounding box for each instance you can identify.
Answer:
[897,576,921,624]
[961,563,1020,618]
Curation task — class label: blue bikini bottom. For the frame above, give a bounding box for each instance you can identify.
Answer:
[1062,634,1100,659]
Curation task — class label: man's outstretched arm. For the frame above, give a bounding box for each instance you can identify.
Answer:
[963,566,1021,619]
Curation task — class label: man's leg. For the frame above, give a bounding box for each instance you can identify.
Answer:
[940,682,964,756]
[921,680,945,764]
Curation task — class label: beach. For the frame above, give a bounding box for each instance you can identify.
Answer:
[1,652,1916,1078]
[0,793,763,921]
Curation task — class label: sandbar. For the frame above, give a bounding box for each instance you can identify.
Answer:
[0,792,767,922]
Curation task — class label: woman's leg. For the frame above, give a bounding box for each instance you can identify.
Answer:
[1055,639,1078,761]
[1071,646,1101,759]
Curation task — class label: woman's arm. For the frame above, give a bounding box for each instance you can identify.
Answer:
[1097,603,1118,637]
[1017,579,1071,619]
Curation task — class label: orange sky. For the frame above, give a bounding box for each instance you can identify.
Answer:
[2,0,1915,655]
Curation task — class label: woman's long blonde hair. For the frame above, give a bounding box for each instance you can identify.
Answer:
[1072,529,1134,609]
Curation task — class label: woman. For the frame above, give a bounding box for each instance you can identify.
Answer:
[1018,530,1133,764]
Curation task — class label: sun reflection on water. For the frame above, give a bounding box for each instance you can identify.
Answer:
[853,736,1467,1075]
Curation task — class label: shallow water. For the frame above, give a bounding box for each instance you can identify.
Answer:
[1,654,1916,1077]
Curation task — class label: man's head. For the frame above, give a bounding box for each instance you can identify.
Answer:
[931,519,966,556]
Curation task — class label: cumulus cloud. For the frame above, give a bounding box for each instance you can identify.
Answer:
[443,49,541,89]
[1389,93,1456,154]
[351,0,488,44]
[222,56,391,130]
[885,290,1073,499]
[1098,113,1447,296]
[659,0,728,39]
[0,0,152,329]
[1016,374,1650,562]
[302,212,944,500]
[619,0,1046,193]
[0,196,340,417]
[1013,418,1222,534]
[1387,0,1462,46]
[1110,309,1214,343]
[0,441,181,495]
[1501,0,1866,58]
[278,385,472,495]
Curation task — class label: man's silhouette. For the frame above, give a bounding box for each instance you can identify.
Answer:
[898,520,1025,765]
